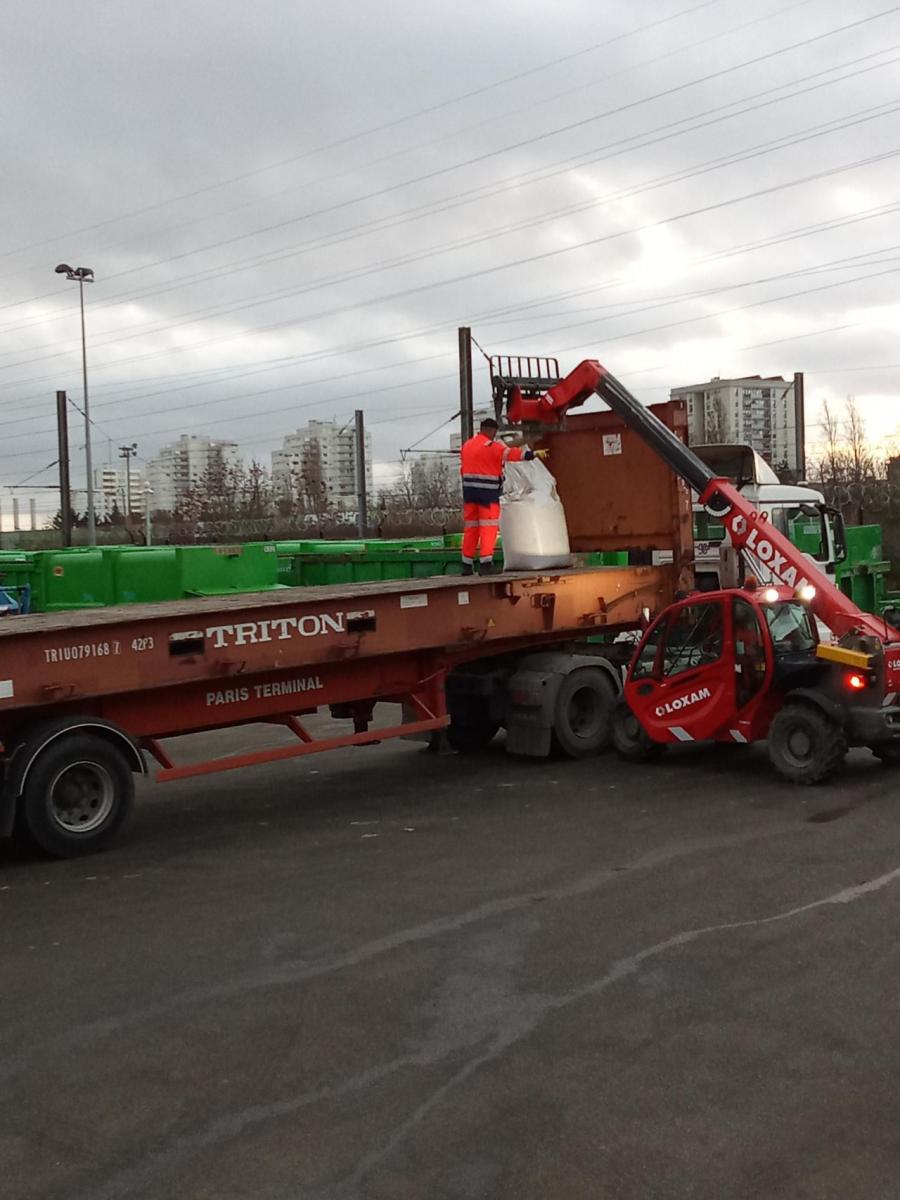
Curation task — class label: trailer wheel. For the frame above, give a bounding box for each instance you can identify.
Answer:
[551,668,616,759]
[768,704,847,785]
[446,699,499,753]
[611,696,664,763]
[16,734,135,858]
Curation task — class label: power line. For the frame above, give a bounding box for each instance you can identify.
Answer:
[401,411,462,457]
[0,244,861,436]
[49,241,900,425]
[5,189,897,422]
[2,122,897,399]
[0,0,734,268]
[5,46,899,355]
[0,0,825,324]
[0,255,897,469]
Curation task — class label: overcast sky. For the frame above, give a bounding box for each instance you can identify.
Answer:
[1,0,899,519]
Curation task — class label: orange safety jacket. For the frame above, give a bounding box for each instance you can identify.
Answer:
[459,434,533,504]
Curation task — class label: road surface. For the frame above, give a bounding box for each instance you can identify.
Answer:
[2,726,900,1199]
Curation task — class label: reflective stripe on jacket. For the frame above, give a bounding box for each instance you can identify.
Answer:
[459,434,532,504]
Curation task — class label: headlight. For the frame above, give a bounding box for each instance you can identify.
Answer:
[762,587,780,603]
[796,584,816,603]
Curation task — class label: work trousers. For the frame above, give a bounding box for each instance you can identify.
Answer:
[461,501,500,565]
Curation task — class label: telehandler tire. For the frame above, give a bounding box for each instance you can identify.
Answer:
[611,697,665,764]
[768,703,847,785]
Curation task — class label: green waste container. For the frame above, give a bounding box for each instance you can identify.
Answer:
[112,546,181,605]
[178,543,282,596]
[42,549,115,611]
[836,525,889,615]
[0,551,42,612]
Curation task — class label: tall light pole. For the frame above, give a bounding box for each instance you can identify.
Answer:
[55,264,95,544]
[119,442,137,520]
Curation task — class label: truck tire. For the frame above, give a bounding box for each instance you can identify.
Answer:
[446,699,499,753]
[551,668,616,759]
[15,733,135,858]
[611,696,664,763]
[767,703,847,785]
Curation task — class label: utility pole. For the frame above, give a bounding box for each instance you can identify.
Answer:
[55,264,95,544]
[145,484,153,547]
[119,443,137,520]
[793,372,806,480]
[354,410,368,539]
[56,390,73,547]
[29,498,36,531]
[458,326,474,445]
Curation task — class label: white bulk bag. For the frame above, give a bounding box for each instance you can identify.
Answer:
[500,459,572,571]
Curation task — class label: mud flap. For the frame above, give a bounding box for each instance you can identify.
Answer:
[504,669,562,757]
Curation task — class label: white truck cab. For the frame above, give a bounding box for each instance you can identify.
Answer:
[692,444,846,591]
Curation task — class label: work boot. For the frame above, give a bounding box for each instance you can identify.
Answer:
[478,561,501,576]
[460,563,474,577]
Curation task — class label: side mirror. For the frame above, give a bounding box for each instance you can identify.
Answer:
[823,506,847,566]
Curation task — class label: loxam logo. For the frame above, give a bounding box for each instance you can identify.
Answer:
[656,687,711,717]
[723,510,811,591]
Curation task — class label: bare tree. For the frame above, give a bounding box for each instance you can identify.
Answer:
[410,456,458,507]
[384,462,416,510]
[844,396,878,483]
[379,456,458,512]
[178,455,240,525]
[812,398,846,488]
[177,456,280,533]
[243,459,272,520]
[808,396,889,525]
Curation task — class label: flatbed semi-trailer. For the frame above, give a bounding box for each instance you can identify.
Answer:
[0,397,694,858]
[0,564,671,857]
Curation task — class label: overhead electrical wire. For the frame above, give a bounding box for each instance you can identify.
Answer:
[12,314,887,482]
[7,192,896,417]
[0,0,821,320]
[0,129,896,404]
[37,240,900,427]
[0,163,897,434]
[2,38,897,349]
[2,6,897,482]
[0,251,896,466]
[0,0,734,267]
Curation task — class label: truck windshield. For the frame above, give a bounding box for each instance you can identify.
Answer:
[763,602,817,653]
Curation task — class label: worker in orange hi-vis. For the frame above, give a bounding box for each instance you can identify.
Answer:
[459,417,548,576]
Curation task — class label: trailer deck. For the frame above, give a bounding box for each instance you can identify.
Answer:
[0,567,666,714]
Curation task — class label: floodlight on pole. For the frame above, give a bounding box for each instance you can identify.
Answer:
[54,264,96,544]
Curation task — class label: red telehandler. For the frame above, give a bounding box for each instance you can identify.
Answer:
[496,357,900,783]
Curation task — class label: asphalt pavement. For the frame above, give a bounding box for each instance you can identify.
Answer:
[3,724,900,1200]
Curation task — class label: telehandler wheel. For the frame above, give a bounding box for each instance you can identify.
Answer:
[611,696,665,764]
[15,733,135,858]
[767,703,847,785]
[551,668,616,759]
